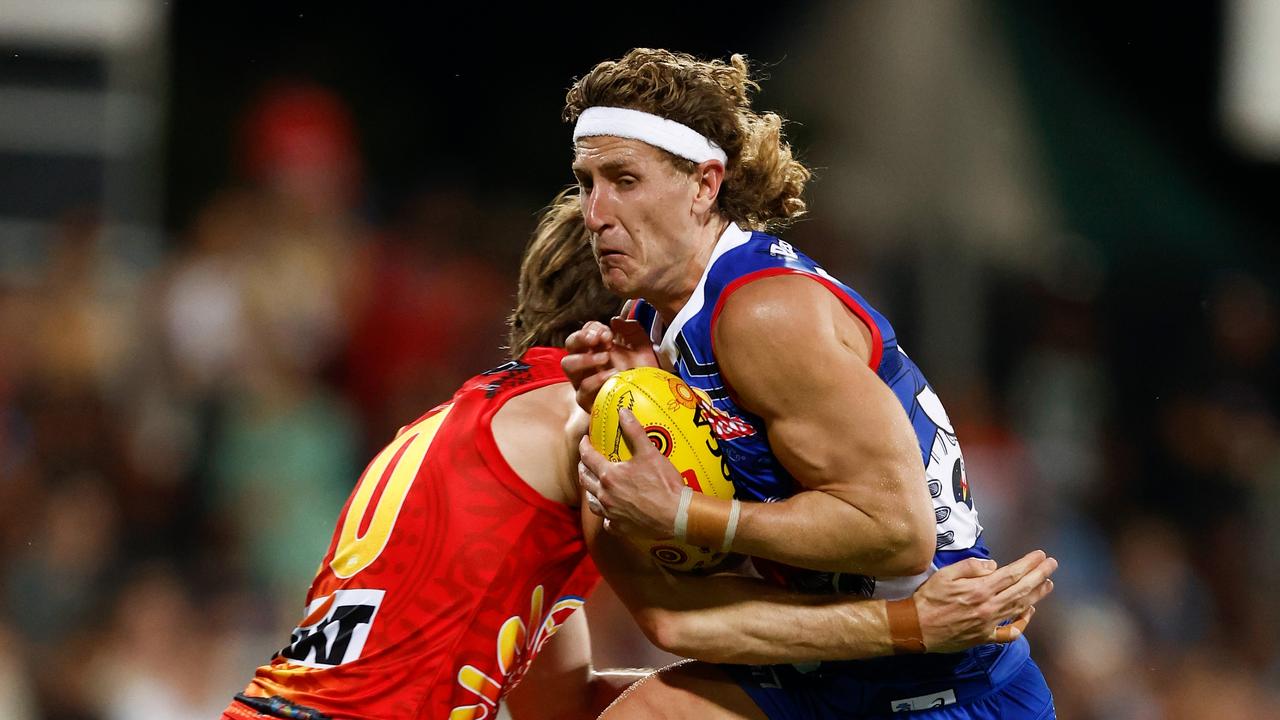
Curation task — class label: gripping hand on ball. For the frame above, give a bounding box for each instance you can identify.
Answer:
[578,408,683,539]
[563,308,659,412]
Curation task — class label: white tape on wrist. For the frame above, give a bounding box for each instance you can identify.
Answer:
[721,499,741,552]
[674,486,694,544]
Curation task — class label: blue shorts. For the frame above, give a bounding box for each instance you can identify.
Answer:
[723,637,1054,719]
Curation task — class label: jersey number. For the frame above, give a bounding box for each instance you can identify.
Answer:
[329,405,453,578]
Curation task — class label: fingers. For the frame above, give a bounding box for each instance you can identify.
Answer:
[986,549,1047,591]
[617,408,656,457]
[561,351,612,380]
[574,371,615,412]
[993,606,1034,644]
[992,554,1057,606]
[578,459,603,501]
[563,322,615,411]
[584,490,605,517]
[564,321,613,354]
[579,436,611,478]
[1026,575,1055,607]
[610,316,652,350]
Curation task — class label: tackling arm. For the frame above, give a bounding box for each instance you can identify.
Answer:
[582,499,1056,665]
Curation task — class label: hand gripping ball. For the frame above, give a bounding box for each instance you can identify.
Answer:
[589,367,736,572]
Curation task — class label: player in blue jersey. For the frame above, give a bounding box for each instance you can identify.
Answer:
[562,49,1057,719]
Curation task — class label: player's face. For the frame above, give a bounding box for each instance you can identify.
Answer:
[571,137,703,299]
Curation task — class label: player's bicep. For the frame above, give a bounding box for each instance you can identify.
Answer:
[765,366,924,501]
[714,277,921,496]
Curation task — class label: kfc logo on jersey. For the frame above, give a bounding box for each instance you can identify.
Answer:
[279,589,385,668]
[693,399,757,441]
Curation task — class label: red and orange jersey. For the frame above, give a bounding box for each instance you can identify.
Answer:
[227,347,598,720]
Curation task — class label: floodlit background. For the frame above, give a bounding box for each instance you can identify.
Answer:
[1,2,1279,718]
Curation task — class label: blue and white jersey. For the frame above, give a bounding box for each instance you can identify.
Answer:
[632,223,989,600]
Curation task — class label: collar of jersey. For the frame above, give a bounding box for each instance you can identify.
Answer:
[654,222,753,367]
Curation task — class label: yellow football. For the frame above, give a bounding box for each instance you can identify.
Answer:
[589,366,736,573]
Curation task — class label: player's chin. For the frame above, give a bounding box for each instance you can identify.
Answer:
[599,266,640,296]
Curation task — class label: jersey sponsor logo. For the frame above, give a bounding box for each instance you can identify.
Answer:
[450,585,585,720]
[768,239,798,261]
[279,588,385,668]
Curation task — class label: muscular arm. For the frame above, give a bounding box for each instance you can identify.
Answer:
[582,498,1055,665]
[714,275,935,576]
[583,499,894,664]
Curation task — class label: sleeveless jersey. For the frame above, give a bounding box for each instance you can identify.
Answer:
[631,224,989,600]
[227,347,598,720]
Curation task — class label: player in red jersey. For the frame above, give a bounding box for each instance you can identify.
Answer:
[222,191,621,720]
[221,190,1055,720]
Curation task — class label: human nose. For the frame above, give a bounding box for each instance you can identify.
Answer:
[582,186,611,234]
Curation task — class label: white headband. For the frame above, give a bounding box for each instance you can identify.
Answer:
[573,106,728,165]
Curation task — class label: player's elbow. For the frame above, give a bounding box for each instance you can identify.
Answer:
[634,608,712,660]
[633,607,683,654]
[874,517,934,577]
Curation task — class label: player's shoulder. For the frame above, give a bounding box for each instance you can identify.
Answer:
[714,273,843,348]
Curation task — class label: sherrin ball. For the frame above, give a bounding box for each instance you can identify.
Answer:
[589,367,736,572]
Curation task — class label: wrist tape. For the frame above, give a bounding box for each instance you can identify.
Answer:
[885,598,927,654]
[674,487,740,552]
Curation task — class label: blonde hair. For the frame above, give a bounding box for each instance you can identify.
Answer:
[564,48,811,232]
[508,188,618,357]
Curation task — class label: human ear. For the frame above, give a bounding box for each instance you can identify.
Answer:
[690,160,725,215]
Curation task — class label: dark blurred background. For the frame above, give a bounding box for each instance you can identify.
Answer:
[1,2,1278,718]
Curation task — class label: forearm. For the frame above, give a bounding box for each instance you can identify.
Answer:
[731,488,933,576]
[643,573,895,664]
[588,513,894,664]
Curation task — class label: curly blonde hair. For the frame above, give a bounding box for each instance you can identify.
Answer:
[508,187,619,357]
[564,48,811,232]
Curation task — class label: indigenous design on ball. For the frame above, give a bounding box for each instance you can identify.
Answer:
[590,367,736,572]
[645,425,674,456]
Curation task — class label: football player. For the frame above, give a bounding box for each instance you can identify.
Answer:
[563,49,1057,719]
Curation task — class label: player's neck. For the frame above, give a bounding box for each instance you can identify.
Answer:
[649,216,731,322]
